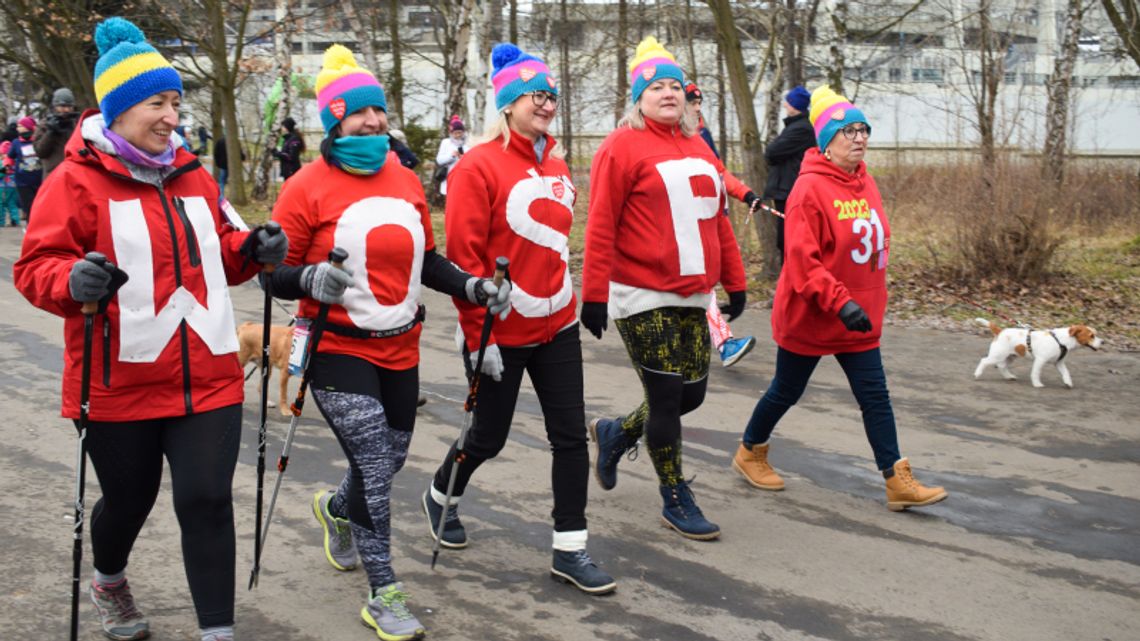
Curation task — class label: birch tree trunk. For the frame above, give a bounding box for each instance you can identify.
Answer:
[615,0,629,125]
[388,0,405,125]
[1043,0,1086,182]
[826,0,848,95]
[253,0,295,200]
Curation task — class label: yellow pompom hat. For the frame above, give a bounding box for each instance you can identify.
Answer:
[808,85,868,150]
[628,36,685,102]
[315,44,386,134]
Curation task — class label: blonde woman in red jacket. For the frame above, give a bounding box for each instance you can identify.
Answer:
[422,43,615,595]
[582,37,748,541]
[732,85,948,512]
[14,19,287,641]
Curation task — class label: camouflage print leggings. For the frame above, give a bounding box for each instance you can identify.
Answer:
[614,306,710,487]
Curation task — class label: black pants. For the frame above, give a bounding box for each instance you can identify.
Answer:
[82,404,241,628]
[431,325,589,532]
[774,198,787,265]
[16,184,39,219]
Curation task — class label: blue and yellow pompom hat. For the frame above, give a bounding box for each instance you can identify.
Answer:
[93,18,183,124]
[808,85,868,151]
[628,36,685,103]
[315,44,387,135]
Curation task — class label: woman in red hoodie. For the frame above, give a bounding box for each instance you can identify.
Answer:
[423,43,615,596]
[14,18,286,641]
[731,86,948,512]
[582,37,747,541]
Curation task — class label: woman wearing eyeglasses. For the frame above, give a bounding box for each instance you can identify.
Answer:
[732,85,948,512]
[422,43,615,595]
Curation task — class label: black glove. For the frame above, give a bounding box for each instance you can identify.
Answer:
[742,191,759,209]
[838,300,872,333]
[580,302,608,340]
[240,223,289,266]
[720,291,746,321]
[68,256,114,303]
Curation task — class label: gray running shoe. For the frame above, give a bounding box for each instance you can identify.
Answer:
[361,583,426,641]
[551,549,617,595]
[312,490,358,571]
[89,578,149,640]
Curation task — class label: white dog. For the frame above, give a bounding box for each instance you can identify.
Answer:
[973,318,1103,388]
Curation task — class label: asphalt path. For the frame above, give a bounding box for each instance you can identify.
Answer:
[1,228,1137,640]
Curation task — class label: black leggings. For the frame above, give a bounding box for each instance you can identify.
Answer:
[82,404,241,628]
[431,324,589,532]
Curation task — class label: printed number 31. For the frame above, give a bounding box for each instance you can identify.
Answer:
[850,209,884,264]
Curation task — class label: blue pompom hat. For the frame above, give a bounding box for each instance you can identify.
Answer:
[491,43,557,112]
[93,18,183,124]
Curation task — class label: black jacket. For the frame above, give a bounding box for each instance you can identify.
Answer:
[274,132,305,179]
[762,113,815,201]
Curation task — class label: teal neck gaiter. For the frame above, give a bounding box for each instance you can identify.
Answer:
[329,134,389,175]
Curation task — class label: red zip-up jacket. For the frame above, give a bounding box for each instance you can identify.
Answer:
[582,118,746,304]
[445,131,578,350]
[14,110,258,421]
[772,148,891,355]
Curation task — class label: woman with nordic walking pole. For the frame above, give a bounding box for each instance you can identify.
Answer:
[581,37,749,541]
[13,17,288,641]
[422,42,615,595]
[265,44,508,641]
[731,85,948,511]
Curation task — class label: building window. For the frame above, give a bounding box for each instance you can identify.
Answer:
[889,68,902,83]
[911,68,943,83]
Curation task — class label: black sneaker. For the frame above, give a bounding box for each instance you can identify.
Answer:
[422,490,468,549]
[589,417,638,491]
[551,549,617,595]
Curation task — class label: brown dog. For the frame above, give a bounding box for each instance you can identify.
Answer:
[237,322,294,416]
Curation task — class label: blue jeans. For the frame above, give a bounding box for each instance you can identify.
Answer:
[743,346,901,471]
[216,168,227,198]
[0,185,19,224]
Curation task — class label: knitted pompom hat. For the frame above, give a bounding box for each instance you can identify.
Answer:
[448,115,465,132]
[93,18,183,124]
[490,43,558,111]
[315,44,386,135]
[808,85,868,151]
[628,36,684,103]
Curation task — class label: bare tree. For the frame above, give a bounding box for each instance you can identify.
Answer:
[975,0,1006,181]
[252,0,297,200]
[432,0,477,129]
[1101,0,1140,68]
[826,0,849,94]
[388,0,406,125]
[559,0,574,163]
[615,0,629,125]
[343,0,380,73]
[1043,0,1088,182]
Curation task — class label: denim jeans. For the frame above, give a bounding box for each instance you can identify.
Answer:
[743,346,901,470]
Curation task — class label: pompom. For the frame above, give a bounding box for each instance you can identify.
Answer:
[634,36,665,60]
[323,44,358,72]
[491,43,523,73]
[95,17,146,56]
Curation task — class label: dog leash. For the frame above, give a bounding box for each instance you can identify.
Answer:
[936,285,1033,330]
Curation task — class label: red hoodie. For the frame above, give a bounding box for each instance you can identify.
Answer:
[445,131,578,350]
[772,148,890,355]
[583,118,746,305]
[14,110,258,421]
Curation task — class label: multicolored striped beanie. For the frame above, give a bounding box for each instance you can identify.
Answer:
[628,37,685,103]
[808,85,868,151]
[491,43,558,112]
[315,44,387,135]
[93,18,183,124]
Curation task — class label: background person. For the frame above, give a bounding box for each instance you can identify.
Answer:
[423,42,615,596]
[8,116,43,224]
[732,85,948,513]
[684,81,758,368]
[272,116,305,180]
[33,87,81,176]
[581,37,748,541]
[0,140,20,226]
[13,18,287,641]
[266,44,508,641]
[762,85,816,263]
[433,115,466,197]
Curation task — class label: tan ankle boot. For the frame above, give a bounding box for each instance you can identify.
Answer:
[884,458,947,511]
[731,443,785,490]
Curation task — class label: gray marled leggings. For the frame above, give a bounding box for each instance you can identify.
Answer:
[310,353,418,589]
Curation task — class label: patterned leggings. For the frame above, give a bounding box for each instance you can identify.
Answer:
[614,306,710,486]
[310,352,418,589]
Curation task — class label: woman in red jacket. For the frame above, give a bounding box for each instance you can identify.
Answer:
[582,37,748,541]
[422,43,615,595]
[731,85,948,512]
[266,45,507,640]
[13,18,286,641]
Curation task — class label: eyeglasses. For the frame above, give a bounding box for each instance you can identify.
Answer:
[529,92,558,108]
[840,124,871,140]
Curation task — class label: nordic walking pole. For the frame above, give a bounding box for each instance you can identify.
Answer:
[251,221,281,593]
[250,246,348,589]
[432,256,509,570]
[70,252,128,641]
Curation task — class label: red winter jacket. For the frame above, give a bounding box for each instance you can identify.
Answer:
[772,148,890,355]
[582,118,746,303]
[13,110,259,421]
[445,131,578,350]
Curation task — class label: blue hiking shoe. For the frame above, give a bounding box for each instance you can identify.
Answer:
[720,336,756,368]
[551,549,617,595]
[422,489,468,549]
[660,482,721,540]
[588,417,638,491]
